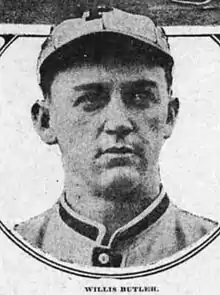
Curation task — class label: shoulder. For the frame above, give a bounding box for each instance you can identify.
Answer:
[170,203,218,245]
[14,204,58,248]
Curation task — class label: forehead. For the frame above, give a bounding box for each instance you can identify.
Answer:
[52,59,167,87]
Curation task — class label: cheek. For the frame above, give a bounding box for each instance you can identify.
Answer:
[137,108,167,135]
[148,117,161,133]
[53,110,98,155]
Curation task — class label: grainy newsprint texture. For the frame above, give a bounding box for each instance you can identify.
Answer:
[0,0,220,25]
[0,1,220,295]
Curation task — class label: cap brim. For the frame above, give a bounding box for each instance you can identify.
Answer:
[39,31,173,77]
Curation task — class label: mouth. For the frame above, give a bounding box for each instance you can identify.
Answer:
[95,146,139,159]
[104,146,134,155]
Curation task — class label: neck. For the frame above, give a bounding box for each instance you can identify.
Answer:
[63,170,161,237]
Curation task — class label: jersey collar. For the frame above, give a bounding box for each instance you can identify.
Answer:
[59,186,169,248]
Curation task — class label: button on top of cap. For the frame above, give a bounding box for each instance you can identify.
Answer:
[83,4,113,21]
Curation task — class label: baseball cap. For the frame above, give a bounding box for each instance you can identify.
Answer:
[37,7,173,82]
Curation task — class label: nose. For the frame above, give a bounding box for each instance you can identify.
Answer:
[103,90,134,138]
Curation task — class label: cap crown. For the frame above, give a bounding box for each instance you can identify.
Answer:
[37,7,173,81]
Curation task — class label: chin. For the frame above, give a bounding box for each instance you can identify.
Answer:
[96,167,142,199]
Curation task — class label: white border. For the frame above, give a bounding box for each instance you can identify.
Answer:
[0,24,220,36]
[0,24,51,35]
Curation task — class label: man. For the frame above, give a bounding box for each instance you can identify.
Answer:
[14,7,218,268]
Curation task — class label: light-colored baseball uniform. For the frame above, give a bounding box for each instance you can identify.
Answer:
[14,187,218,267]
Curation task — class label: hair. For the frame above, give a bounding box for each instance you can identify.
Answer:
[39,33,174,99]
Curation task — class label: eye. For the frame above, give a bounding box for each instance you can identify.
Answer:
[126,88,159,109]
[74,91,109,112]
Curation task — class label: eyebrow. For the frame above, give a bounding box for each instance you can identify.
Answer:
[73,79,158,93]
[74,82,110,92]
[121,79,158,89]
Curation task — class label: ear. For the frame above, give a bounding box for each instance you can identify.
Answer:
[31,100,58,145]
[164,95,180,140]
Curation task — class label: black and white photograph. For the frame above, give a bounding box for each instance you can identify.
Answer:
[0,0,220,294]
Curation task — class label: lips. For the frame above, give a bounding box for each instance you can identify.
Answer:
[103,146,134,155]
[95,146,139,159]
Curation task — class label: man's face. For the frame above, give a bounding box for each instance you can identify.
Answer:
[47,57,174,198]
